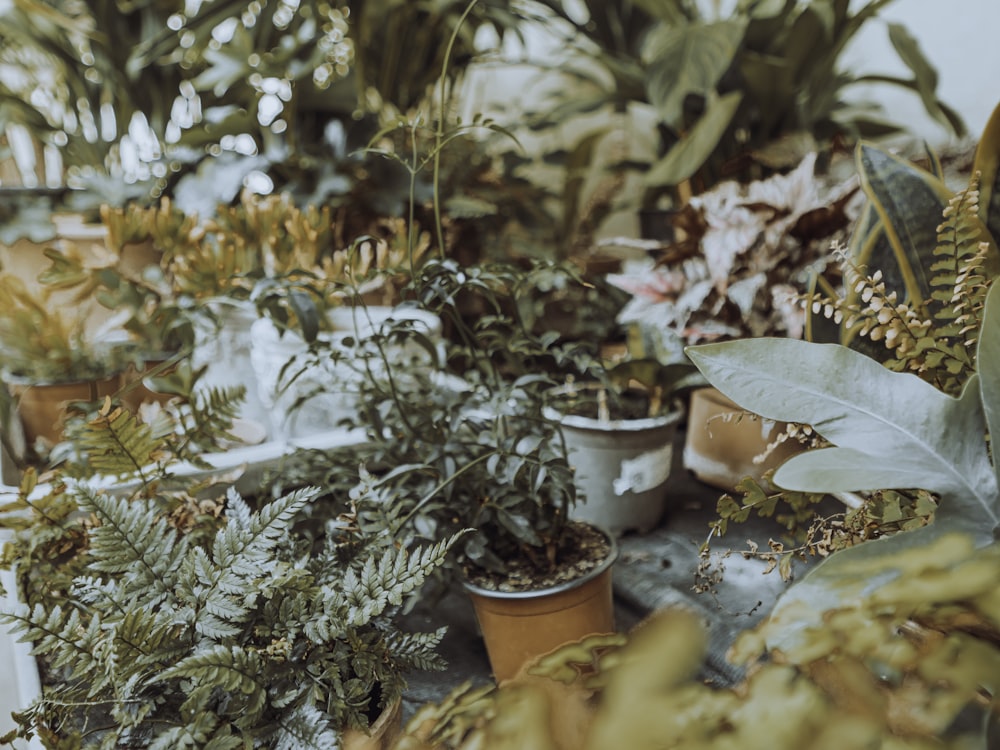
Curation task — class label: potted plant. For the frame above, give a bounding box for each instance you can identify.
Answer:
[689,101,1000,579]
[0,274,125,462]
[0,398,460,748]
[309,259,620,682]
[600,151,855,490]
[542,359,702,536]
[393,530,1000,748]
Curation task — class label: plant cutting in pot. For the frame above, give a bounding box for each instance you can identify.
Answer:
[308,259,620,683]
[684,158,1000,574]
[0,396,462,749]
[602,151,857,490]
[543,359,703,537]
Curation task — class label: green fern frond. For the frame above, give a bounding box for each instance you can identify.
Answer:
[385,627,448,672]
[174,385,248,460]
[81,490,188,605]
[75,401,162,478]
[155,644,267,726]
[342,534,463,627]
[212,487,317,575]
[179,488,317,639]
[270,703,340,750]
[2,604,106,687]
[146,712,236,750]
[110,607,188,674]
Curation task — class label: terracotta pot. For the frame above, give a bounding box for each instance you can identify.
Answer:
[9,374,120,446]
[463,534,618,683]
[682,387,803,491]
[544,384,683,536]
[342,697,403,750]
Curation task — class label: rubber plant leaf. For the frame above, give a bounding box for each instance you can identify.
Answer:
[642,19,746,130]
[856,142,953,304]
[686,337,999,529]
[643,91,743,189]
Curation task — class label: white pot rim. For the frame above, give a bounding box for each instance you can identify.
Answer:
[544,383,682,432]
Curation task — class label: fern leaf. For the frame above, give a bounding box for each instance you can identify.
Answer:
[76,402,161,478]
[155,644,267,726]
[146,712,238,750]
[270,702,340,750]
[111,608,187,674]
[385,627,448,673]
[212,487,317,575]
[342,534,463,627]
[81,489,187,605]
[2,604,107,688]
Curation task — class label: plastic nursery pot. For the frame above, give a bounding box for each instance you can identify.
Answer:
[462,533,618,683]
[249,305,442,439]
[8,374,120,447]
[544,384,683,537]
[342,696,403,750]
[682,386,803,492]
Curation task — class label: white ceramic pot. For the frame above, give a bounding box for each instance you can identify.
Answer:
[191,299,272,434]
[545,385,682,536]
[250,305,441,439]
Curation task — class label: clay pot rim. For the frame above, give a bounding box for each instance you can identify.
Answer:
[460,526,618,600]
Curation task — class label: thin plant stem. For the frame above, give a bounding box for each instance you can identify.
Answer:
[432,0,480,258]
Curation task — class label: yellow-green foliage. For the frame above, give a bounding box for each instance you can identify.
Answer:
[0,274,113,381]
[398,534,1000,750]
[100,198,199,257]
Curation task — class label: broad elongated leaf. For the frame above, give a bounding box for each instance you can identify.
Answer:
[643,91,743,188]
[686,338,998,527]
[857,142,953,304]
[642,19,746,130]
[973,99,1000,246]
[977,283,1000,493]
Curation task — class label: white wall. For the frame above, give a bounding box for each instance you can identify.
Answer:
[842,0,1000,145]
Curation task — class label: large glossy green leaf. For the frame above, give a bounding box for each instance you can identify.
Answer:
[977,283,1000,493]
[642,19,746,130]
[857,143,953,303]
[643,91,742,188]
[686,338,998,528]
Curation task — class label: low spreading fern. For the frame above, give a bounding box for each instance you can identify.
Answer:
[1,483,458,748]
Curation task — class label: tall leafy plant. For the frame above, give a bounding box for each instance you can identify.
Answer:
[525,0,963,226]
